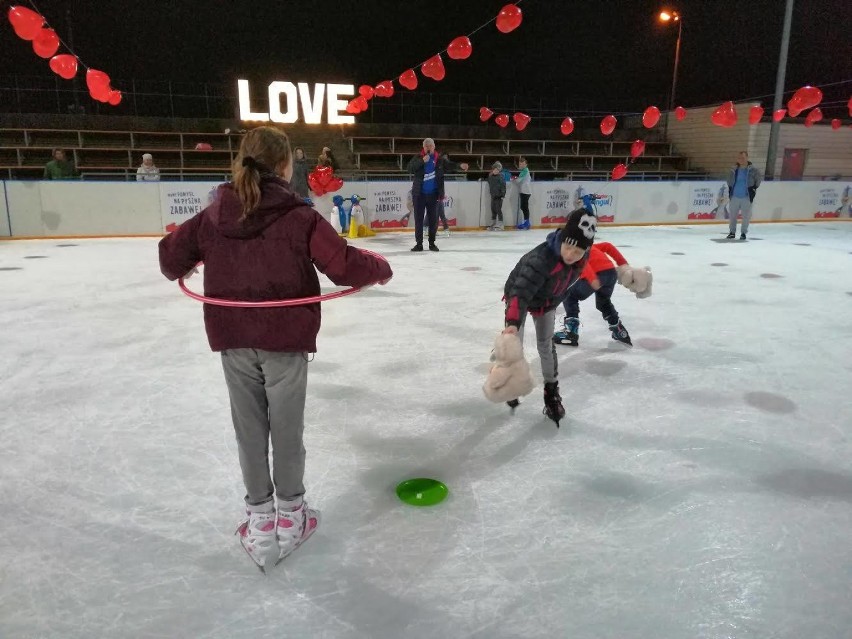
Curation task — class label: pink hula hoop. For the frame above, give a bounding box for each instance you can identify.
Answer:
[178,249,389,308]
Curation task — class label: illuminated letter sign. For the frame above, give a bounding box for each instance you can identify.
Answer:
[237,80,355,125]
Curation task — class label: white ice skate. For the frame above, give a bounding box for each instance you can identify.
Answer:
[235,502,278,573]
[275,497,321,565]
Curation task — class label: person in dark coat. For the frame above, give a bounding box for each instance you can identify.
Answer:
[290,146,310,199]
[406,137,468,252]
[501,208,597,427]
[158,126,392,570]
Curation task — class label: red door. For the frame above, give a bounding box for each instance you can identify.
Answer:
[781,148,807,180]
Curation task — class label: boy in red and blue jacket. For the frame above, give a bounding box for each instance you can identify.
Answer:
[553,241,634,347]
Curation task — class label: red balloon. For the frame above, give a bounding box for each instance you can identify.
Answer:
[674,106,687,121]
[831,119,842,130]
[711,101,737,127]
[600,114,617,136]
[86,69,110,92]
[642,106,661,129]
[49,54,78,80]
[447,36,472,60]
[308,173,326,196]
[479,107,494,122]
[399,69,418,91]
[107,90,122,106]
[496,4,523,34]
[32,27,59,59]
[345,100,361,115]
[804,107,823,127]
[611,164,628,181]
[748,105,764,125]
[495,114,509,128]
[560,117,575,136]
[787,86,822,117]
[326,177,344,194]
[373,80,394,98]
[358,85,374,100]
[630,140,645,159]
[7,5,43,40]
[513,112,531,131]
[422,54,446,81]
[772,108,786,122]
[354,96,369,112]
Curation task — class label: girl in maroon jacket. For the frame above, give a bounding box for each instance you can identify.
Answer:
[159,127,392,571]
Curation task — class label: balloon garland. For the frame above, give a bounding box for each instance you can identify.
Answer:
[7,3,122,105]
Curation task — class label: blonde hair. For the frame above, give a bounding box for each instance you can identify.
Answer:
[232,126,292,220]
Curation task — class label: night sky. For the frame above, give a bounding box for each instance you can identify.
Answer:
[3,0,851,114]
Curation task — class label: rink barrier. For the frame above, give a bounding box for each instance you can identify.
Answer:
[0,179,849,239]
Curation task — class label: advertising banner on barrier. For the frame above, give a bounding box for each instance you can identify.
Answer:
[159,182,221,232]
[539,183,618,224]
[366,182,413,230]
[813,184,851,219]
[687,182,728,220]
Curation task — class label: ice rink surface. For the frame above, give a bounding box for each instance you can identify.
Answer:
[1,222,851,639]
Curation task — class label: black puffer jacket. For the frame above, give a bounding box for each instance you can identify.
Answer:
[504,231,588,327]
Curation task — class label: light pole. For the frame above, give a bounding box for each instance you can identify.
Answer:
[660,10,682,136]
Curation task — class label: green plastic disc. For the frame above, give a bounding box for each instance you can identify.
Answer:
[395,478,449,507]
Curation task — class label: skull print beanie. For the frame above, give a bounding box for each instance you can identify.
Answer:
[560,208,597,250]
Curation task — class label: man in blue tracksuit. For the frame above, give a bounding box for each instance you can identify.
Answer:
[726,151,762,240]
[407,138,468,252]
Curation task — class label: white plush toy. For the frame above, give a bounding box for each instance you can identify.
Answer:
[483,332,535,403]
[616,264,653,299]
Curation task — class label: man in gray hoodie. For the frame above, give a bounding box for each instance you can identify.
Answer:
[726,151,762,240]
[487,161,507,230]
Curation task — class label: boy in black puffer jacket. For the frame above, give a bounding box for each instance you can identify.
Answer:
[502,208,597,427]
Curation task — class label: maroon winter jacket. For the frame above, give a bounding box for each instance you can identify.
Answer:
[159,176,392,352]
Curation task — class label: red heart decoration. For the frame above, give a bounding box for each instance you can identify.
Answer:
[513,112,531,131]
[831,119,842,130]
[326,177,344,194]
[447,36,472,60]
[86,69,111,101]
[560,117,574,136]
[399,69,418,91]
[374,80,394,98]
[642,106,661,129]
[748,105,764,125]
[711,101,737,127]
[630,140,645,159]
[49,54,78,80]
[611,164,628,181]
[496,4,523,34]
[772,108,786,122]
[600,115,617,136]
[107,90,122,106]
[7,5,44,40]
[788,86,822,117]
[32,27,59,59]
[422,54,446,81]
[804,107,823,127]
[346,100,361,114]
[479,107,494,122]
[308,173,326,196]
[354,96,369,112]
[674,106,687,121]
[313,165,334,187]
[495,114,509,128]
[358,85,374,100]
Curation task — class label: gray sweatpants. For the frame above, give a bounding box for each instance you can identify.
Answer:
[517,309,558,383]
[221,349,308,506]
[728,196,753,234]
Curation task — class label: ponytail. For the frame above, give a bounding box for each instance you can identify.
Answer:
[233,156,262,221]
[231,127,293,221]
